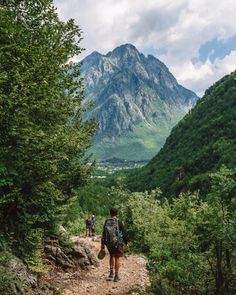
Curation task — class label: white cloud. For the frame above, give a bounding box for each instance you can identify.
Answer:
[54,0,236,95]
[172,50,236,95]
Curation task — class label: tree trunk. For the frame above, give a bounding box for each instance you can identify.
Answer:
[224,249,232,294]
[215,240,223,295]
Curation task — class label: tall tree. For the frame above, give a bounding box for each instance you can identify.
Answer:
[0,0,96,259]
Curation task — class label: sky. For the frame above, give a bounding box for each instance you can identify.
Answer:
[54,0,236,96]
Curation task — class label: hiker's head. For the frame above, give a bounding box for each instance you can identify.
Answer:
[110,207,118,217]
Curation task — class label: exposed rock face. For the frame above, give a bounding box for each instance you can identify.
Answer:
[1,239,99,295]
[1,251,53,295]
[72,240,99,269]
[44,239,99,271]
[80,44,199,161]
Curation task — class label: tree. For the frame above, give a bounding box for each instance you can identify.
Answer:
[201,166,236,294]
[0,0,96,262]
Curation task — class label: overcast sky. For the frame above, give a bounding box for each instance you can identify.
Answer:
[54,0,236,96]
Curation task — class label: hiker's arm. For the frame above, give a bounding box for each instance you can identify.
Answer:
[119,220,128,244]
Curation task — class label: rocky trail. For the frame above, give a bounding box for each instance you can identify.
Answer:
[63,236,150,295]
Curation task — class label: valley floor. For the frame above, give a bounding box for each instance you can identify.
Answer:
[63,237,150,295]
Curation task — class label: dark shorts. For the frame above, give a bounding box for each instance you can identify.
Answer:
[107,244,124,257]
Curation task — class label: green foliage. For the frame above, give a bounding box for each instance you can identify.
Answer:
[126,71,236,195]
[121,166,236,294]
[0,0,95,264]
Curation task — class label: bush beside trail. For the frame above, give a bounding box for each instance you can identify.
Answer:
[120,166,236,294]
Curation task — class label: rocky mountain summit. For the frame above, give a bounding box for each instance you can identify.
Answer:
[80,44,199,161]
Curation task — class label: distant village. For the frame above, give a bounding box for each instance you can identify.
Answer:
[91,159,148,178]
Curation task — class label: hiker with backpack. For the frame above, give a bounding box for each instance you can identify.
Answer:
[85,213,92,237]
[101,207,128,282]
[91,214,95,236]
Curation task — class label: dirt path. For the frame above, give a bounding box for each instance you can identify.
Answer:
[63,237,150,295]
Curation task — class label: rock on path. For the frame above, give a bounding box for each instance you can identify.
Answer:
[63,237,150,295]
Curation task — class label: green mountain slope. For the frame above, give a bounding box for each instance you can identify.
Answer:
[126,71,236,195]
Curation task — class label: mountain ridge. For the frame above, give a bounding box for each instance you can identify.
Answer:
[125,71,236,194]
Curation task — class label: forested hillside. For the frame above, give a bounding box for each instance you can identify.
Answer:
[0,1,96,293]
[126,71,236,195]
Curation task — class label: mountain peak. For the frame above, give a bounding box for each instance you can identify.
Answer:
[107,43,140,59]
[118,43,138,51]
[80,44,199,161]
[90,50,102,57]
[84,50,102,61]
[81,50,103,69]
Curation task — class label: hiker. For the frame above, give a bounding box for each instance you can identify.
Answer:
[91,214,95,236]
[85,213,92,237]
[101,207,128,282]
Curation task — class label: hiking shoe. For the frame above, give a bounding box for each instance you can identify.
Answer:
[113,274,120,282]
[108,270,114,278]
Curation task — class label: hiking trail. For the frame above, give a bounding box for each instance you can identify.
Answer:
[63,236,150,295]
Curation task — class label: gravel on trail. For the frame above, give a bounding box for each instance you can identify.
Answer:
[63,236,150,295]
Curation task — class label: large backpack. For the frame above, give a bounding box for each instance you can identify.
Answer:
[104,218,122,247]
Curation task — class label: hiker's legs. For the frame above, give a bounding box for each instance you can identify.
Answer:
[86,227,90,237]
[110,255,115,270]
[108,255,115,278]
[113,256,120,282]
[114,257,120,273]
[92,226,95,236]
